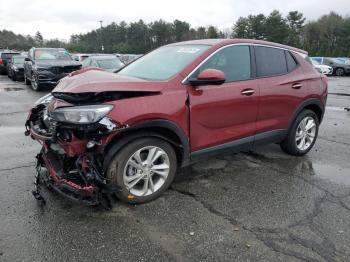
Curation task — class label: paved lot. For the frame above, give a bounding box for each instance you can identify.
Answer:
[0,75,349,262]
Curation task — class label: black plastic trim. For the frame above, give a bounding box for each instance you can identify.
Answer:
[190,136,253,160]
[253,129,287,146]
[288,98,325,130]
[103,119,190,169]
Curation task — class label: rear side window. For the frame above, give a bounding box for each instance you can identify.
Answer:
[195,45,251,82]
[1,53,20,59]
[285,51,298,72]
[255,46,287,77]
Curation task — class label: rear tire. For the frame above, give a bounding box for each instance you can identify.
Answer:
[335,68,345,76]
[280,109,319,156]
[106,137,177,204]
[24,74,31,85]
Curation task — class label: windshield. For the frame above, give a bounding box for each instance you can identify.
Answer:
[13,56,25,64]
[34,49,72,60]
[311,58,320,65]
[97,58,124,70]
[118,45,210,81]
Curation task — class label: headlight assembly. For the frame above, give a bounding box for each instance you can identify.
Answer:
[34,93,54,105]
[51,105,114,124]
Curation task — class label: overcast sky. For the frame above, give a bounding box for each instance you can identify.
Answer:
[0,0,349,40]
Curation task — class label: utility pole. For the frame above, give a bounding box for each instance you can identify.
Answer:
[99,20,104,52]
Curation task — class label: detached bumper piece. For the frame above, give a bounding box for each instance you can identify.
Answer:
[34,151,118,209]
[25,104,121,209]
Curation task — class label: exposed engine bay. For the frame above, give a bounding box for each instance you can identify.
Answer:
[24,91,141,209]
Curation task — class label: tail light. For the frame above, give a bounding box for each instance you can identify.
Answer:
[0,59,3,65]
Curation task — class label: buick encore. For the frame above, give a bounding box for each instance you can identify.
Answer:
[25,39,327,207]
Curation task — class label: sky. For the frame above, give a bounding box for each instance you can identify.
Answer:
[0,0,349,40]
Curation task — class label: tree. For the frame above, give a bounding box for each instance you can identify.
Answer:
[173,20,190,41]
[35,31,44,47]
[196,27,207,39]
[264,10,289,43]
[232,14,266,39]
[286,11,305,46]
[207,26,219,38]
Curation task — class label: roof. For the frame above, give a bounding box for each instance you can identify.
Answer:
[169,38,307,55]
[89,55,117,59]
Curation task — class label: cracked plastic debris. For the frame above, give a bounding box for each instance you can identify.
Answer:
[99,117,117,130]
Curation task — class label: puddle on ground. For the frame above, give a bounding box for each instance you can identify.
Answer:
[0,87,25,92]
[312,163,350,186]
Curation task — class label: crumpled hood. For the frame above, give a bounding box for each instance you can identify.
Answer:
[52,69,166,94]
[36,60,81,68]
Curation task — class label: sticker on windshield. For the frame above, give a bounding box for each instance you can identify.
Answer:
[177,47,201,54]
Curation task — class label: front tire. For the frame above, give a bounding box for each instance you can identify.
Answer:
[106,138,177,204]
[31,74,43,91]
[280,110,319,156]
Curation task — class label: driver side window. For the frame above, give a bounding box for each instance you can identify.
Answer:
[194,45,251,82]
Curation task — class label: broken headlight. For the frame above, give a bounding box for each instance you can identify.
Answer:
[51,105,114,124]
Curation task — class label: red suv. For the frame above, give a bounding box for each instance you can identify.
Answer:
[26,39,327,207]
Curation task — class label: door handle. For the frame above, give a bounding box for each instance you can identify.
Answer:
[292,83,302,89]
[241,89,255,96]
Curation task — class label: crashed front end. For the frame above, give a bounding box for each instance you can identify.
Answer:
[25,93,124,208]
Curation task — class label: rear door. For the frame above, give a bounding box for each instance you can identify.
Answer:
[188,45,259,152]
[254,46,306,138]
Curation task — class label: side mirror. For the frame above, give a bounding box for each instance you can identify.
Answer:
[189,69,226,86]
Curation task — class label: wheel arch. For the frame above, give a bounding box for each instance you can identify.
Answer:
[288,98,324,131]
[102,119,190,171]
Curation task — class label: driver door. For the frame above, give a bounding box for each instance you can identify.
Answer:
[187,45,259,153]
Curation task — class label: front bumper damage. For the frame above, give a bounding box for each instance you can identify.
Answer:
[25,103,125,209]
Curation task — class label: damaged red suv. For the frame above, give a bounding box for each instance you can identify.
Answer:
[25,39,327,207]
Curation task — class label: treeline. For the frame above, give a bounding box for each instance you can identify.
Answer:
[1,11,349,56]
[232,11,350,56]
[69,20,226,53]
[0,30,66,51]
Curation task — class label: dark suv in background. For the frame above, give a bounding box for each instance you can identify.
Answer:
[0,50,20,74]
[7,55,26,81]
[24,48,81,91]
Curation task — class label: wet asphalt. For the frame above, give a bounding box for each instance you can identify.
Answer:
[0,74,349,262]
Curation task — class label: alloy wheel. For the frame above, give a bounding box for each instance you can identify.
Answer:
[295,116,317,151]
[31,75,38,90]
[123,146,170,196]
[336,68,344,76]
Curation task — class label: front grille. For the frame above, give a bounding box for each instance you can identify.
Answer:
[50,66,81,74]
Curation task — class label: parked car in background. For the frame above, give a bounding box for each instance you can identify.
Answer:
[7,55,26,81]
[119,54,142,65]
[311,57,350,76]
[26,39,327,206]
[72,53,90,62]
[337,57,350,64]
[310,58,333,75]
[24,47,81,91]
[82,55,124,72]
[0,50,20,74]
